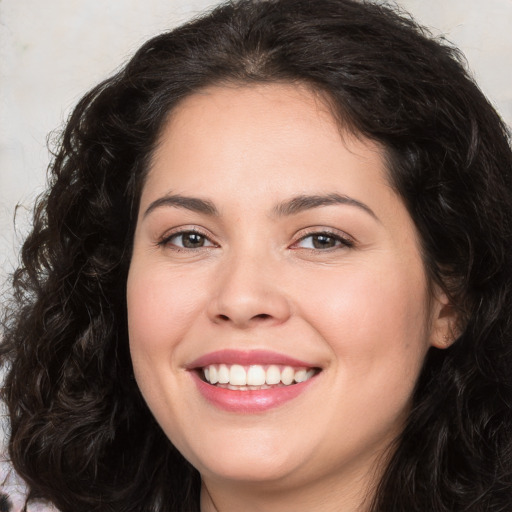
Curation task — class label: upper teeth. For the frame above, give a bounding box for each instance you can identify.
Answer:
[202,364,315,387]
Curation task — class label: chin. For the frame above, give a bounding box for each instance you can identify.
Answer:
[181,433,304,485]
[199,456,299,485]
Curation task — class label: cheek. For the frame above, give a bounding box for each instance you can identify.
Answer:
[127,263,208,354]
[126,263,208,435]
[302,263,430,430]
[297,260,430,372]
[126,263,213,417]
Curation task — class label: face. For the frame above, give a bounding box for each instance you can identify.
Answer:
[127,83,451,502]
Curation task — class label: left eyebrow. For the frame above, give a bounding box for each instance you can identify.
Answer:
[272,193,378,221]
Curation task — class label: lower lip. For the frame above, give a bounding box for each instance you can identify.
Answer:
[191,372,318,413]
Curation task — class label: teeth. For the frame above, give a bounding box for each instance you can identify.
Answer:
[266,365,281,385]
[230,364,247,386]
[281,366,295,385]
[218,364,229,384]
[209,365,218,384]
[247,365,266,386]
[294,369,307,382]
[201,364,317,388]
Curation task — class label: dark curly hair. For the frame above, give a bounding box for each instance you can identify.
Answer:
[2,0,512,510]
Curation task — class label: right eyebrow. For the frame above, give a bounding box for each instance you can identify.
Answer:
[143,194,219,218]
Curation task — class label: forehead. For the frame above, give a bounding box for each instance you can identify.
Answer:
[143,83,391,207]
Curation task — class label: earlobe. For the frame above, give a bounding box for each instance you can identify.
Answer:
[435,332,456,349]
[430,290,459,349]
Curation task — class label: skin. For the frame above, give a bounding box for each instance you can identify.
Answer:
[127,83,455,512]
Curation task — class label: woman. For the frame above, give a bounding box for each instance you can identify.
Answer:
[1,0,511,510]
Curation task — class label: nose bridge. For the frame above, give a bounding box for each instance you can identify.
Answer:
[207,241,291,328]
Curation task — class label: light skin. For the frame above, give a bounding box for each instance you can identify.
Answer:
[127,83,455,511]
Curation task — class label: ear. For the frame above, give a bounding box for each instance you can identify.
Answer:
[429,286,459,349]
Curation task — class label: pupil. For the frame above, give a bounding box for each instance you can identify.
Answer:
[183,233,204,248]
[313,234,335,249]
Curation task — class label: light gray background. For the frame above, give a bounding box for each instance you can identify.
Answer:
[1,0,511,286]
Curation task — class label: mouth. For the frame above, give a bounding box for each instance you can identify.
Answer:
[198,363,320,390]
[187,350,322,411]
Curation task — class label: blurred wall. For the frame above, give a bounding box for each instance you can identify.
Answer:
[1,0,511,284]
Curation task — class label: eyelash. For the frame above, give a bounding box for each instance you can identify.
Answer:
[292,230,354,251]
[158,228,216,251]
[158,228,354,252]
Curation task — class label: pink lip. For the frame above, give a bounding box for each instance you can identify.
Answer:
[187,349,315,369]
[187,350,320,413]
[190,372,318,413]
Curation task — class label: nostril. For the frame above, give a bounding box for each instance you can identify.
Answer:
[254,313,271,321]
[216,313,272,323]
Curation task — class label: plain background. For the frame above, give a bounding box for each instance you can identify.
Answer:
[1,0,511,287]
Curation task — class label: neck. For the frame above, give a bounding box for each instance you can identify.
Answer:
[199,463,381,512]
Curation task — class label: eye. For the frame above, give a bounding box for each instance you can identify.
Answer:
[161,230,215,249]
[294,231,353,250]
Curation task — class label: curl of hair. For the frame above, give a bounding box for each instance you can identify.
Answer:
[2,1,511,510]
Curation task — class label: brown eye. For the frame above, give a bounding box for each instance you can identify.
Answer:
[181,232,206,248]
[165,231,215,249]
[311,234,337,249]
[295,232,353,250]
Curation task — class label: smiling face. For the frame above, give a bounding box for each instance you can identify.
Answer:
[127,83,452,509]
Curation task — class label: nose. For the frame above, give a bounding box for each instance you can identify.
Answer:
[207,253,291,329]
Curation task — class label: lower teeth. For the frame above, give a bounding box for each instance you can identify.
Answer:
[216,383,286,391]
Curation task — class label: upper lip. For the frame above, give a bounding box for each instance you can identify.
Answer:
[187,349,317,369]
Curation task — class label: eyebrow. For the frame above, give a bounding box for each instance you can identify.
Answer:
[143,194,219,218]
[143,192,377,221]
[272,193,378,220]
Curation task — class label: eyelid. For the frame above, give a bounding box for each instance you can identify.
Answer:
[157,225,218,249]
[290,227,355,250]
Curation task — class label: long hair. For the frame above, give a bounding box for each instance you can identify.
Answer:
[2,1,511,510]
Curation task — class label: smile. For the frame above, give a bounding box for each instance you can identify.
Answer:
[201,364,317,390]
[188,350,322,412]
